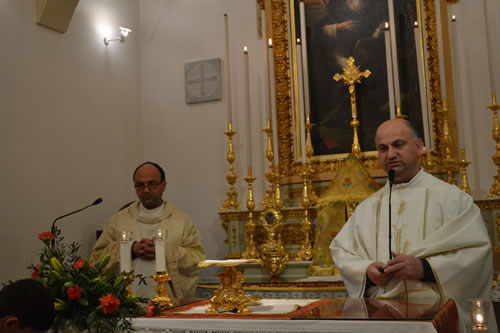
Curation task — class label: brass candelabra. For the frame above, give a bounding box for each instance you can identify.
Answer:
[441,100,457,184]
[241,168,259,259]
[221,122,240,211]
[151,272,173,310]
[295,165,313,261]
[260,119,278,210]
[459,149,471,195]
[487,93,500,197]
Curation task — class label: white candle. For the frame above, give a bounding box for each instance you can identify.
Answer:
[244,46,252,168]
[415,20,432,148]
[388,0,401,107]
[224,14,233,123]
[299,2,311,115]
[153,229,168,273]
[384,22,396,119]
[435,1,447,101]
[119,231,132,273]
[268,39,279,165]
[483,0,497,95]
[297,39,307,163]
[268,38,275,122]
[450,15,465,149]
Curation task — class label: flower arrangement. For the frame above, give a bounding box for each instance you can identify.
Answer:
[30,228,154,332]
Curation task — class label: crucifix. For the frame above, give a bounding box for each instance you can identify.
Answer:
[333,57,371,154]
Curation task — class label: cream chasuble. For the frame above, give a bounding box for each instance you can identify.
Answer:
[330,170,495,332]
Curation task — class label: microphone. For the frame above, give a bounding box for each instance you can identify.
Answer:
[51,198,103,237]
[388,169,395,260]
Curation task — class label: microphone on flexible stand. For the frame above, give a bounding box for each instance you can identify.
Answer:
[388,169,395,260]
[51,198,103,245]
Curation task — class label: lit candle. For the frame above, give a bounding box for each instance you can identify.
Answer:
[297,38,307,163]
[268,38,279,165]
[153,229,167,273]
[119,231,132,273]
[415,20,432,148]
[244,46,252,169]
[388,0,401,107]
[224,14,233,124]
[483,0,497,95]
[450,15,465,149]
[299,1,311,115]
[384,22,396,119]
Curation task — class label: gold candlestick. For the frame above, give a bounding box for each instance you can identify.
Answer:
[459,149,471,195]
[488,94,500,197]
[305,114,318,205]
[123,273,136,296]
[260,119,277,210]
[151,273,173,310]
[242,168,259,259]
[441,100,457,184]
[395,105,407,119]
[221,122,240,211]
[295,165,313,261]
[423,149,434,174]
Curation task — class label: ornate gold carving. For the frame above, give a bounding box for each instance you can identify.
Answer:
[259,208,289,279]
[305,114,318,203]
[333,57,371,155]
[487,94,500,197]
[221,122,240,211]
[151,273,173,310]
[231,222,237,248]
[242,168,259,259]
[496,213,500,244]
[441,100,457,184]
[261,119,280,210]
[475,199,500,210]
[295,167,313,261]
[459,149,471,194]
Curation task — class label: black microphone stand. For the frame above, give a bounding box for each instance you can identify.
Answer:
[388,169,395,260]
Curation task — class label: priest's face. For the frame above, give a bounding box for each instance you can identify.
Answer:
[133,164,166,209]
[375,119,423,184]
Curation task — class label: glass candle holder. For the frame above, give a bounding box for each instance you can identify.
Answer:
[153,229,168,273]
[469,298,489,331]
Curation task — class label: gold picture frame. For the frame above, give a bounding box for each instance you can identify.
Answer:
[259,0,458,180]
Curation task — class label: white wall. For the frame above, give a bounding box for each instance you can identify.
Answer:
[0,0,143,283]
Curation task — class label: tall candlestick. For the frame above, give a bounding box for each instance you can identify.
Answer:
[153,229,167,273]
[244,46,252,168]
[384,22,396,119]
[224,14,233,123]
[483,0,497,95]
[388,0,401,107]
[435,1,447,101]
[119,231,132,273]
[268,39,279,165]
[299,1,311,115]
[297,39,307,163]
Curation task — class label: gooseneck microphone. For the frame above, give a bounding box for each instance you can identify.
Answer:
[388,169,395,260]
[51,198,103,237]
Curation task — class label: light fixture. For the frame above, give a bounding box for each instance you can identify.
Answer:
[104,26,132,45]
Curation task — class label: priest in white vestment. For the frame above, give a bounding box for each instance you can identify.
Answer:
[330,119,496,332]
[91,162,206,299]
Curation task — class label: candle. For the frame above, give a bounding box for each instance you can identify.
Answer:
[384,22,396,119]
[153,229,167,273]
[299,1,311,115]
[119,231,132,273]
[388,0,401,107]
[297,39,307,163]
[224,14,233,124]
[483,0,497,95]
[450,15,465,149]
[244,46,252,168]
[268,38,279,165]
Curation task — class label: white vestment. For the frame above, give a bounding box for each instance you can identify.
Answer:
[330,169,495,332]
[91,201,205,299]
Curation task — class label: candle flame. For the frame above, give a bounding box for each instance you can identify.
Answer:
[476,313,484,324]
[414,21,418,27]
[268,38,272,47]
[297,38,301,44]
[452,15,457,21]
[244,46,248,52]
[385,22,389,29]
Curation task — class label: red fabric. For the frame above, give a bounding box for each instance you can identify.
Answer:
[432,299,459,333]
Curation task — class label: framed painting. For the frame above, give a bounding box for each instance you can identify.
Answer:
[258,0,458,179]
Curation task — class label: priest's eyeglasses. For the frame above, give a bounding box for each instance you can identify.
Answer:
[134,181,162,191]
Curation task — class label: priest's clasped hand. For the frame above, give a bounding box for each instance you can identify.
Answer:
[132,239,156,260]
[382,252,424,281]
[367,262,392,287]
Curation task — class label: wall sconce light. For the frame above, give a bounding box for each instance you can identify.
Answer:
[104,26,132,45]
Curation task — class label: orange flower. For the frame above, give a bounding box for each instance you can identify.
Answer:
[99,294,120,314]
[67,286,82,300]
[31,264,41,279]
[73,259,85,270]
[38,232,55,241]
[146,301,155,317]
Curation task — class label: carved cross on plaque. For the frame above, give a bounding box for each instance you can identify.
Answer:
[333,57,371,154]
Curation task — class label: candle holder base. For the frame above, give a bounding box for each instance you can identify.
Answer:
[151,273,173,310]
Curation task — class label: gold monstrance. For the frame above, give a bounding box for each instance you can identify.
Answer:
[333,57,371,154]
